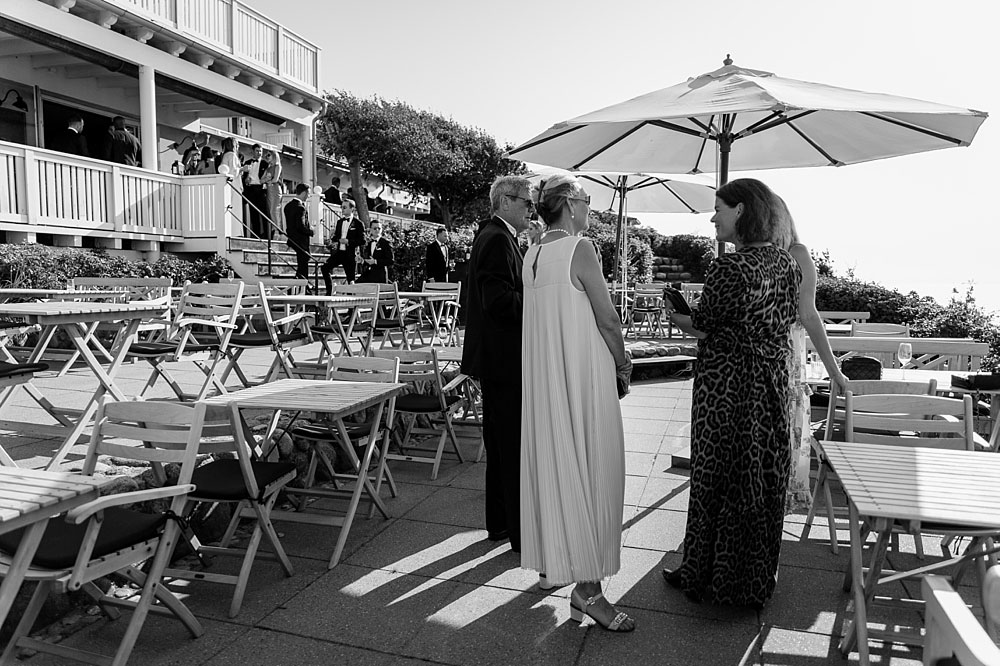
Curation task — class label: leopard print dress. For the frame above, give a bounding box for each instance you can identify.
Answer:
[677,245,801,607]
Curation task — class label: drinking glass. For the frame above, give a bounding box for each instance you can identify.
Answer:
[897,342,912,379]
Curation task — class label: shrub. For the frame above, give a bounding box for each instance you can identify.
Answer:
[582,220,653,284]
[380,221,473,290]
[653,234,716,282]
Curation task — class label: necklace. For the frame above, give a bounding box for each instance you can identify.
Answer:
[545,228,571,238]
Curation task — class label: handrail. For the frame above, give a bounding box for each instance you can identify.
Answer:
[224,178,321,290]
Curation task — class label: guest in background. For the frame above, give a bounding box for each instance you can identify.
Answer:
[181,133,207,174]
[284,184,313,280]
[322,199,366,294]
[665,178,802,610]
[461,175,533,553]
[241,144,268,238]
[357,220,393,283]
[196,146,217,175]
[218,137,240,178]
[324,176,342,205]
[103,116,141,166]
[53,115,89,157]
[425,227,450,282]
[526,219,545,246]
[262,150,284,232]
[520,175,634,632]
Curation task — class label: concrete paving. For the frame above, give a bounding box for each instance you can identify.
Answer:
[0,344,983,665]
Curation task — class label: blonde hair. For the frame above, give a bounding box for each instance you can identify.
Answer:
[534,174,582,225]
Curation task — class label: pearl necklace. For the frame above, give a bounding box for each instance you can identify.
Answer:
[544,228,571,238]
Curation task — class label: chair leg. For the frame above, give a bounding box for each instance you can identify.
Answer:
[0,579,52,664]
[822,471,839,554]
[255,493,294,577]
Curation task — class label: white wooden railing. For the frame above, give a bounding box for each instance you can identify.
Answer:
[0,140,228,245]
[107,0,319,91]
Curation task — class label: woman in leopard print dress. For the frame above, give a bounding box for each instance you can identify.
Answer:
[667,179,802,609]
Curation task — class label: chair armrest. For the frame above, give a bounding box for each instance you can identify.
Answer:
[272,312,314,327]
[64,485,196,524]
[442,373,469,393]
[922,574,1000,666]
[175,318,237,330]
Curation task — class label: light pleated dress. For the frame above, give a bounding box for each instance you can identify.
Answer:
[520,235,625,584]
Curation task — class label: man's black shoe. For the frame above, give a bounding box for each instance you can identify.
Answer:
[487,529,509,542]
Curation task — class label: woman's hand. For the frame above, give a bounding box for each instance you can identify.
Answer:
[829,367,849,394]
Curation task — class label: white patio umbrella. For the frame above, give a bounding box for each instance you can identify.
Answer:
[526,165,715,286]
[510,56,988,251]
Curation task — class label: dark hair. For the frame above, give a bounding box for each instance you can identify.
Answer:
[331,176,340,185]
[67,115,83,125]
[200,146,214,160]
[294,183,310,194]
[221,137,235,152]
[715,178,784,244]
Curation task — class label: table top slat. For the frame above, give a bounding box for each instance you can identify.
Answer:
[203,379,405,414]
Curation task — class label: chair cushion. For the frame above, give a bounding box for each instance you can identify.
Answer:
[229,331,307,347]
[291,422,373,441]
[372,318,402,330]
[129,341,217,356]
[0,361,49,379]
[0,507,166,570]
[396,394,461,413]
[190,459,296,501]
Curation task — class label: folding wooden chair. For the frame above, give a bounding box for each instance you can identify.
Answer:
[127,283,243,401]
[0,400,207,666]
[419,281,462,346]
[850,322,911,336]
[311,283,380,358]
[163,403,297,618]
[372,348,465,480]
[627,283,667,338]
[923,571,1000,665]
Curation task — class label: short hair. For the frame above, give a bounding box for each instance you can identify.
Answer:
[489,175,533,213]
[342,198,356,211]
[67,115,83,126]
[252,143,262,151]
[534,174,582,226]
[111,116,125,129]
[331,176,340,185]
[716,178,786,245]
[435,227,447,237]
[294,183,310,195]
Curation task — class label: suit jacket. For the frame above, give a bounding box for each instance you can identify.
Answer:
[426,241,448,282]
[358,238,394,283]
[55,127,89,157]
[460,216,523,383]
[283,199,312,251]
[328,216,365,251]
[104,128,141,166]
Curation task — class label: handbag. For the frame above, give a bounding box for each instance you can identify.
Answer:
[841,355,882,380]
[951,373,1000,391]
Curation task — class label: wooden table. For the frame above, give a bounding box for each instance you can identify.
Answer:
[0,288,126,303]
[819,441,1000,665]
[0,467,108,632]
[0,302,168,466]
[267,293,376,356]
[398,291,460,346]
[204,379,405,568]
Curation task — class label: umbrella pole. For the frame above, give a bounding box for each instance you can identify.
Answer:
[614,177,628,318]
[716,130,732,256]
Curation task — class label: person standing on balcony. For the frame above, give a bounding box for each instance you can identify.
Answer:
[262,150,284,233]
[321,199,365,294]
[196,146,217,175]
[54,115,89,157]
[284,183,313,280]
[357,220,393,283]
[241,144,269,239]
[323,176,342,205]
[425,227,450,283]
[104,116,141,166]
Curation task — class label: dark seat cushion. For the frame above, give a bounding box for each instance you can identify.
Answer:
[229,331,307,347]
[372,318,403,330]
[0,361,49,379]
[0,507,166,569]
[396,393,461,413]
[190,459,296,501]
[129,341,217,356]
[291,422,373,442]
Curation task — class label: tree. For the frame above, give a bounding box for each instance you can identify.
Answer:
[317,91,521,229]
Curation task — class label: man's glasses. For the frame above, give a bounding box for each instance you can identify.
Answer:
[506,194,535,209]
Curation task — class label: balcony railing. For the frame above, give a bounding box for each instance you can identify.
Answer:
[108,0,320,92]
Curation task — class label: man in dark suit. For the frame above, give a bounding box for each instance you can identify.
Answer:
[103,116,141,166]
[323,176,342,205]
[241,144,269,238]
[357,220,394,283]
[425,227,450,283]
[283,183,313,280]
[53,115,89,157]
[321,199,366,294]
[461,175,533,552]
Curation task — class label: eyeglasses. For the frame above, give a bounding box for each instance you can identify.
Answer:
[506,194,535,209]
[568,195,591,205]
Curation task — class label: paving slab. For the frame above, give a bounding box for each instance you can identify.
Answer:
[201,629,430,666]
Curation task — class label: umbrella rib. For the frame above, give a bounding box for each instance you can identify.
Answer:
[734,110,817,138]
[736,110,785,137]
[648,119,709,139]
[508,124,584,156]
[571,122,647,170]
[661,182,698,214]
[860,112,967,145]
[785,120,843,166]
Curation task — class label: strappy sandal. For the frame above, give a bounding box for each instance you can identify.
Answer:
[569,590,635,632]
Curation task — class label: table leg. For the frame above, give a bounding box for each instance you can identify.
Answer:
[988,397,1000,452]
[840,501,871,665]
[0,518,49,631]
[0,325,73,427]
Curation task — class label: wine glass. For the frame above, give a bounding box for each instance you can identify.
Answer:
[897,342,913,379]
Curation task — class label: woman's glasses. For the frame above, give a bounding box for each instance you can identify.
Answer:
[569,194,591,205]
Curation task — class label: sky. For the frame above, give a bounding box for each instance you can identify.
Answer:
[258,0,999,313]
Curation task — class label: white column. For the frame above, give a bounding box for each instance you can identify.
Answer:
[298,122,314,187]
[138,64,157,171]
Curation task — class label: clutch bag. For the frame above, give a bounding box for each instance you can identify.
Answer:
[841,356,882,380]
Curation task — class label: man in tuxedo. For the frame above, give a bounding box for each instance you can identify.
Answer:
[283,183,313,280]
[103,116,141,166]
[321,199,366,294]
[425,227,450,283]
[461,175,533,552]
[323,176,342,205]
[357,220,394,283]
[54,115,89,157]
[241,144,269,238]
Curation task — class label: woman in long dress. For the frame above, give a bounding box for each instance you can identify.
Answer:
[666,178,802,609]
[262,150,284,234]
[521,174,635,632]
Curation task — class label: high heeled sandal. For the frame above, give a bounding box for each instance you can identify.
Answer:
[569,591,635,632]
[538,573,555,591]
